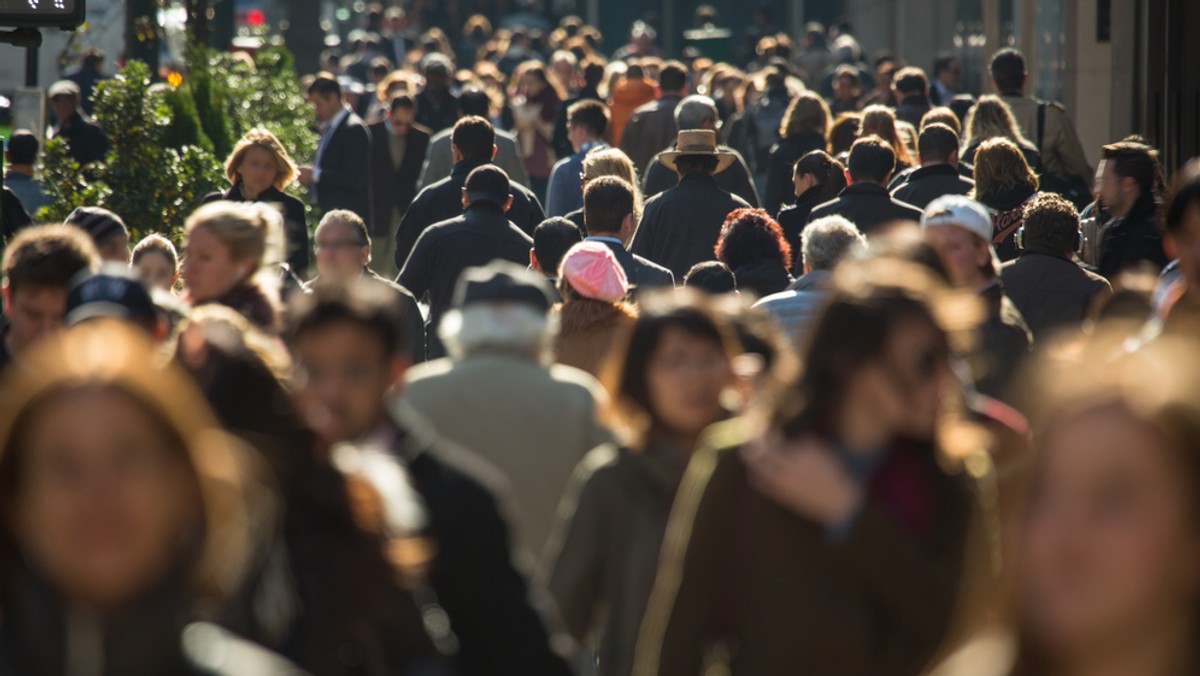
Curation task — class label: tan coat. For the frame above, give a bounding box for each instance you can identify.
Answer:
[1000,93,1093,183]
[554,300,637,381]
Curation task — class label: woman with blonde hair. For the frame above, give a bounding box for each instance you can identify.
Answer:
[180,201,285,332]
[861,104,914,169]
[564,147,643,231]
[961,95,1041,172]
[972,137,1041,261]
[765,92,832,214]
[203,128,309,277]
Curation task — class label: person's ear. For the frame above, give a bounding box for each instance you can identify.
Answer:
[491,144,498,161]
[462,188,470,209]
[1,281,10,314]
[621,213,634,239]
[844,168,853,184]
[1165,233,1179,261]
[503,195,514,213]
[529,248,539,272]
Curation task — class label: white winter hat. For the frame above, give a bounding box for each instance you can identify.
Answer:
[920,195,994,243]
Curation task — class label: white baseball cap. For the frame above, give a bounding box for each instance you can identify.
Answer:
[920,195,994,243]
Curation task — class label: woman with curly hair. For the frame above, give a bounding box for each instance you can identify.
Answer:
[715,208,795,298]
[764,92,832,215]
[972,137,1041,261]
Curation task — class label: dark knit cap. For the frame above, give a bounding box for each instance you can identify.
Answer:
[452,260,553,313]
[65,207,129,248]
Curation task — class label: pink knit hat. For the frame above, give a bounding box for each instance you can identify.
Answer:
[560,241,630,302]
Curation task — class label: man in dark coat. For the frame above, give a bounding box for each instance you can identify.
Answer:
[810,136,923,234]
[619,61,688,175]
[368,93,431,279]
[583,176,674,292]
[414,54,460,134]
[631,130,751,278]
[891,123,975,209]
[299,75,372,228]
[892,67,933,129]
[47,80,109,167]
[398,165,535,358]
[396,116,544,270]
[641,95,761,207]
[286,282,574,676]
[1095,141,1168,279]
[1001,193,1111,341]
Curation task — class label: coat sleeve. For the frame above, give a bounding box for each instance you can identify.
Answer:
[284,198,311,277]
[394,194,428,270]
[731,152,762,207]
[318,123,371,195]
[397,232,434,299]
[764,149,790,215]
[545,160,570,218]
[418,141,449,192]
[642,160,671,201]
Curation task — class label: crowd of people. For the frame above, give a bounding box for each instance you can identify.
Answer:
[2,6,1200,676]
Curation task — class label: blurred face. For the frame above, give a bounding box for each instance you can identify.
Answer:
[843,317,951,441]
[310,92,343,122]
[1020,407,1200,658]
[939,60,962,88]
[293,322,404,444]
[1097,159,1137,217]
[314,221,369,282]
[2,284,68,357]
[645,327,732,441]
[49,95,77,124]
[388,105,415,135]
[834,74,858,101]
[237,145,280,197]
[133,250,177,292]
[11,390,198,609]
[181,226,245,303]
[923,224,992,290]
[793,171,818,197]
[522,72,545,95]
[1169,203,1200,292]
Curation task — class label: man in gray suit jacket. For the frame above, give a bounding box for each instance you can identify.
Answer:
[418,88,530,190]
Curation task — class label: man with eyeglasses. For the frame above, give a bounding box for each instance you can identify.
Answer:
[305,209,426,361]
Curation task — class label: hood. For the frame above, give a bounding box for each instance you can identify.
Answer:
[558,298,637,335]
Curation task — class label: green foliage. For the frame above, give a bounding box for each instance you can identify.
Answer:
[163,85,215,153]
[190,62,236,158]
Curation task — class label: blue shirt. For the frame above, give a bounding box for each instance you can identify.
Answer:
[545,140,606,218]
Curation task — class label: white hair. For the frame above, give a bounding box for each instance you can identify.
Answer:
[802,215,867,271]
[439,303,558,362]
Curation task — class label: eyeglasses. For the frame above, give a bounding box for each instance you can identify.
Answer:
[314,240,368,253]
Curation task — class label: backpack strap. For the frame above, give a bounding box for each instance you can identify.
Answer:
[1036,100,1046,152]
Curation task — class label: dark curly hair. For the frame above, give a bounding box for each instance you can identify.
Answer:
[714,208,793,271]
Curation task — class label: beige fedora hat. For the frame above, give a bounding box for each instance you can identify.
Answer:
[659,129,737,174]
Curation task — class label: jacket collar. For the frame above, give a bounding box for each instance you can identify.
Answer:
[910,163,960,180]
[678,172,719,186]
[450,156,491,180]
[839,182,890,197]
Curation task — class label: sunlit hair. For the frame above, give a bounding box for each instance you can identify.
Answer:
[828,112,862,156]
[861,104,913,166]
[962,95,1032,151]
[715,208,793,271]
[132,233,179,270]
[582,147,643,222]
[186,201,286,279]
[780,91,832,141]
[0,320,263,605]
[921,106,962,134]
[224,128,299,191]
[439,303,559,363]
[971,137,1039,200]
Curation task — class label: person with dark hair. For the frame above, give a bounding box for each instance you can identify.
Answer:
[47,79,109,167]
[930,54,961,105]
[415,54,459,134]
[0,225,100,370]
[776,150,848,265]
[989,47,1092,188]
[545,294,736,676]
[830,64,862,115]
[620,60,690,174]
[397,116,544,269]
[998,193,1111,341]
[546,100,610,217]
[398,165,536,358]
[420,88,530,189]
[891,123,975,209]
[892,67,932,129]
[636,257,990,676]
[299,73,373,229]
[368,93,431,279]
[746,66,793,178]
[808,136,922,234]
[66,48,107,115]
[4,131,51,214]
[1157,158,1200,330]
[715,208,794,297]
[530,216,583,293]
[764,92,832,216]
[583,176,674,292]
[860,56,898,109]
[286,280,575,676]
[683,260,737,294]
[552,58,606,160]
[1095,141,1168,279]
[64,205,130,263]
[632,130,751,278]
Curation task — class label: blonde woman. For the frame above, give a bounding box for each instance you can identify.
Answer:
[565,146,645,231]
[961,95,1041,172]
[204,128,309,277]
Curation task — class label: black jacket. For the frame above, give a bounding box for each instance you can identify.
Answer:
[415,89,460,134]
[52,110,109,166]
[368,120,431,237]
[204,184,310,278]
[586,236,675,293]
[890,164,976,210]
[642,144,761,208]
[975,281,1033,402]
[732,260,793,299]
[1000,249,1110,341]
[389,407,574,676]
[397,201,534,358]
[304,269,427,363]
[395,158,545,270]
[2,188,31,241]
[764,132,827,215]
[631,173,751,279]
[1097,192,1168,279]
[776,184,828,264]
[808,183,923,235]
[895,94,932,129]
[314,110,372,227]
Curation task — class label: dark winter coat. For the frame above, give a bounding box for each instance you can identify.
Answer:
[642,144,761,208]
[1000,249,1111,341]
[631,173,751,279]
[313,109,372,228]
[1097,192,1168,279]
[974,281,1033,401]
[368,120,430,237]
[890,164,976,210]
[764,132,828,215]
[585,236,675,293]
[808,183,923,235]
[620,93,685,175]
[203,184,311,278]
[731,261,793,299]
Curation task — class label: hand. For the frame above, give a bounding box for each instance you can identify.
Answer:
[298,165,314,184]
[741,434,863,528]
